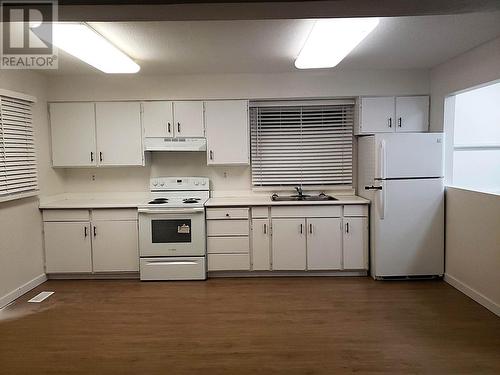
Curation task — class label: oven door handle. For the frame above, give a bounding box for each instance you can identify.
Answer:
[138,208,205,214]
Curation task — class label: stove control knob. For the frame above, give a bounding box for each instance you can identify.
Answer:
[153,181,158,186]
[201,181,206,185]
[160,182,165,187]
[194,181,199,186]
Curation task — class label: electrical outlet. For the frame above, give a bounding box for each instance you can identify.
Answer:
[91,174,96,181]
[223,172,228,178]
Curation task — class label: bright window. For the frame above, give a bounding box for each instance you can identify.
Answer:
[447,82,500,194]
[250,100,354,188]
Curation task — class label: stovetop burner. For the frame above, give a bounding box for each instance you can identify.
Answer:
[183,198,201,204]
[148,198,169,204]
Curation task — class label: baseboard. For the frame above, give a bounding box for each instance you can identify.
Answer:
[444,274,500,317]
[47,272,139,280]
[208,270,368,278]
[0,274,47,309]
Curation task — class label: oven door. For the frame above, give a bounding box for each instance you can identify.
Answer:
[138,207,205,257]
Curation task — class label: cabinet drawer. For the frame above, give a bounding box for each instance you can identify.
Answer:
[43,209,90,222]
[208,253,250,271]
[251,206,269,218]
[92,208,138,221]
[207,236,249,254]
[271,206,341,218]
[207,219,249,236]
[206,207,249,220]
[343,205,368,217]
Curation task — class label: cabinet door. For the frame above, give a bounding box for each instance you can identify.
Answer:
[205,100,249,165]
[95,102,143,166]
[173,101,204,137]
[92,220,139,272]
[44,222,92,273]
[306,218,342,270]
[142,101,174,138]
[395,96,429,132]
[49,102,97,167]
[252,219,271,270]
[271,218,306,270]
[359,96,395,134]
[343,217,368,270]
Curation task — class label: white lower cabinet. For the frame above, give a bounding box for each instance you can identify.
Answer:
[207,204,368,273]
[92,220,139,272]
[44,222,92,273]
[343,217,368,270]
[306,218,342,270]
[271,218,307,270]
[43,209,139,274]
[251,218,271,270]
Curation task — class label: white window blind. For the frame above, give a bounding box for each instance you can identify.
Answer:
[250,101,354,187]
[0,94,38,199]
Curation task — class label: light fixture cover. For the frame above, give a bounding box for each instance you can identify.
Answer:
[295,18,380,69]
[51,23,140,74]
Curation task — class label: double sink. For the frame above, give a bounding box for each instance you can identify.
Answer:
[271,192,337,202]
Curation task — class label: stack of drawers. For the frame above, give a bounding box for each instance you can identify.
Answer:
[206,207,250,271]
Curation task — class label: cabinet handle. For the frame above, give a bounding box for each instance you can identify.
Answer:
[346,222,349,234]
[93,226,97,237]
[167,122,171,133]
[309,223,313,234]
[210,150,213,160]
[300,224,303,234]
[177,122,181,133]
[90,152,94,162]
[398,117,402,127]
[99,152,103,162]
[388,118,392,128]
[84,226,88,238]
[264,223,267,234]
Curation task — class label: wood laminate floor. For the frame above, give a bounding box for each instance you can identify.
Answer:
[0,277,499,375]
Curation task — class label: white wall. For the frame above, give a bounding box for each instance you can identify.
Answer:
[48,69,429,194]
[430,36,500,132]
[0,70,64,306]
[444,188,500,316]
[430,36,500,316]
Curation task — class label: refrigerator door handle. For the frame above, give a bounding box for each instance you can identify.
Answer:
[378,181,386,220]
[379,140,387,180]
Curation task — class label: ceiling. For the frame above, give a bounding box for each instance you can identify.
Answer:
[49,11,500,75]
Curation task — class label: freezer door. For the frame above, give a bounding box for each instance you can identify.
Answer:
[372,178,444,277]
[375,133,443,179]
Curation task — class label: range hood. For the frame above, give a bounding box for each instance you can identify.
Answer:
[144,137,207,152]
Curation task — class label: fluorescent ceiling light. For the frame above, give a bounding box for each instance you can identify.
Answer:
[295,18,380,69]
[52,23,140,74]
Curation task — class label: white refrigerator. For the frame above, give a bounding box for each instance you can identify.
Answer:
[358,133,444,279]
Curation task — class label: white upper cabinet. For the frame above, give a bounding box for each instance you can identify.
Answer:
[172,101,204,137]
[357,96,429,134]
[358,96,395,134]
[205,100,249,165]
[142,101,174,138]
[50,102,97,167]
[95,102,144,166]
[395,96,429,132]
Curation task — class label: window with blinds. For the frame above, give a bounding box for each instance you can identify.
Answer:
[250,100,354,187]
[0,94,38,200]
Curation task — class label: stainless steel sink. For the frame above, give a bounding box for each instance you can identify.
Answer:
[271,193,337,202]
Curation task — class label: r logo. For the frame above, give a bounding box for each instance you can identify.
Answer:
[2,1,53,54]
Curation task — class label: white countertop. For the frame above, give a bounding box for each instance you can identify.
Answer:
[39,192,369,209]
[205,195,369,207]
[39,192,149,209]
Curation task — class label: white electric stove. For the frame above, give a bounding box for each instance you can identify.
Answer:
[138,177,209,281]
